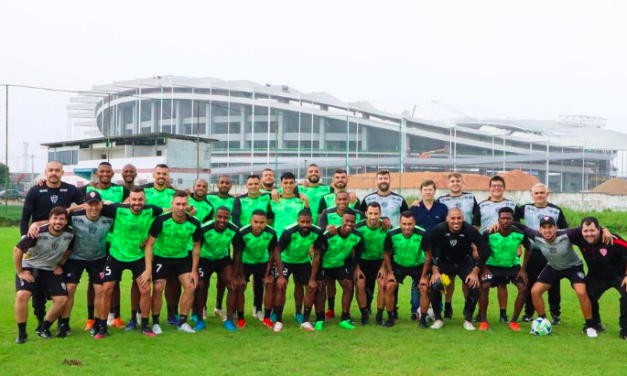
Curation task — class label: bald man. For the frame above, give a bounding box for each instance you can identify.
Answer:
[121,164,138,191]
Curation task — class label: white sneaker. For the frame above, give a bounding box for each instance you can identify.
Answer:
[463,321,476,331]
[178,323,196,333]
[214,308,226,321]
[152,324,163,335]
[107,312,115,326]
[255,310,264,321]
[586,327,598,338]
[431,319,444,330]
[300,322,315,331]
[273,322,283,333]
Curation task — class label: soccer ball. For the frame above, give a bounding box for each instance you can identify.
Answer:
[531,318,552,336]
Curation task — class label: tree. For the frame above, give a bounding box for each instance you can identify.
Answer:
[0,163,9,189]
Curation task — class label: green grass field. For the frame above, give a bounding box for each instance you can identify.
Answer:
[0,226,626,376]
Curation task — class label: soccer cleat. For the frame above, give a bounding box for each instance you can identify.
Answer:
[479,322,489,331]
[314,321,325,331]
[509,322,521,331]
[141,328,157,337]
[444,306,453,319]
[520,314,534,322]
[581,323,605,333]
[178,323,196,333]
[94,328,108,340]
[419,320,428,329]
[190,314,198,323]
[551,316,561,325]
[84,319,95,331]
[255,310,264,321]
[237,319,246,329]
[339,320,355,330]
[300,322,315,331]
[15,334,27,344]
[224,321,238,332]
[382,320,395,328]
[375,316,384,326]
[111,318,124,328]
[270,313,277,323]
[295,313,304,324]
[463,321,476,331]
[107,312,115,326]
[152,324,163,335]
[325,310,335,319]
[499,315,509,324]
[125,321,137,331]
[166,317,179,326]
[620,333,627,340]
[194,321,206,331]
[34,322,43,335]
[214,308,226,320]
[586,327,598,338]
[57,328,71,338]
[361,315,369,326]
[410,313,417,321]
[273,322,284,333]
[431,320,444,330]
[37,329,52,339]
[90,327,98,337]
[262,318,273,329]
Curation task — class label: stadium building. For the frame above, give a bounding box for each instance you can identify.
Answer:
[47,76,627,191]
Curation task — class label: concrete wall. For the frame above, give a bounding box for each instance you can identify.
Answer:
[227,185,627,211]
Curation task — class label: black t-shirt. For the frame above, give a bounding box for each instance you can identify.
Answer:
[20,182,84,235]
[430,221,490,267]
[572,234,627,280]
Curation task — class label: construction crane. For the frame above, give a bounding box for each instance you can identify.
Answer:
[431,100,476,121]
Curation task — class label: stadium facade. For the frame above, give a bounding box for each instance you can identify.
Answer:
[52,76,627,191]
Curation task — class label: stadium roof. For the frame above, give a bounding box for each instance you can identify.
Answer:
[42,133,217,148]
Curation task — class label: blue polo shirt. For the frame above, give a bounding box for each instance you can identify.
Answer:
[410,200,448,232]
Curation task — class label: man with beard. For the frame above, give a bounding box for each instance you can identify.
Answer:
[232,175,275,228]
[21,161,84,334]
[298,164,333,227]
[188,179,214,225]
[318,169,360,213]
[98,187,164,338]
[515,183,567,324]
[272,210,325,332]
[260,169,277,194]
[14,206,74,343]
[576,217,627,338]
[429,208,490,331]
[205,175,236,320]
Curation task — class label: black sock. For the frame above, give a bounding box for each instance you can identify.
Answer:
[87,305,95,320]
[113,305,121,319]
[328,297,335,311]
[42,320,53,331]
[585,319,595,328]
[216,293,224,310]
[18,322,26,335]
[376,308,384,318]
[152,314,160,326]
[275,306,284,323]
[226,312,234,322]
[36,314,45,328]
[387,311,395,321]
[167,305,177,320]
[63,317,71,330]
[237,311,244,320]
[341,312,350,321]
[93,318,101,332]
[360,308,369,318]
[500,309,507,317]
[295,305,302,315]
[539,314,546,319]
[264,308,272,320]
[445,302,452,310]
[304,307,312,322]
[131,309,138,323]
[420,312,428,323]
[179,315,188,325]
[315,311,325,322]
[141,317,149,330]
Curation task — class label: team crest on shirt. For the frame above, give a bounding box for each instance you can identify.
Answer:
[450,239,457,247]
[549,247,557,254]
[89,226,97,234]
[52,242,59,251]
[50,195,59,204]
[455,202,462,208]
[382,202,388,208]
[600,248,608,257]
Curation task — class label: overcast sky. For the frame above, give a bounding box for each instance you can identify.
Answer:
[1,0,625,172]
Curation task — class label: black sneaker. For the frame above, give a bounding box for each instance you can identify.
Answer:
[392,309,399,320]
[361,315,369,326]
[34,322,43,335]
[419,320,428,329]
[444,306,453,319]
[499,315,509,324]
[581,323,605,333]
[551,316,561,325]
[15,333,27,344]
[57,329,71,338]
[375,316,383,326]
[37,329,52,339]
[382,320,395,328]
[520,314,534,322]
[410,313,417,321]
[620,333,627,340]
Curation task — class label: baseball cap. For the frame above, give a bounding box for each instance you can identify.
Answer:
[85,191,102,203]
[539,216,556,226]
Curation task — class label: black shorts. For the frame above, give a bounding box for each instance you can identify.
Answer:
[64,258,107,285]
[359,259,383,282]
[153,254,193,280]
[102,256,146,283]
[320,266,351,281]
[537,264,586,286]
[15,268,68,296]
[273,262,312,284]
[198,257,232,283]
[436,257,477,287]
[482,265,522,286]
[243,262,268,282]
[392,262,423,284]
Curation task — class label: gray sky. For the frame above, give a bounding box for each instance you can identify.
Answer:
[1,0,625,172]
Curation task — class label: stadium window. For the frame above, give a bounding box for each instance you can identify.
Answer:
[156,150,162,156]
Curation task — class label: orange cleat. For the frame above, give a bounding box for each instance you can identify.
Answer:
[479,322,489,331]
[111,318,124,328]
[325,310,335,319]
[262,318,273,329]
[509,322,521,331]
[237,319,246,329]
[84,319,95,331]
